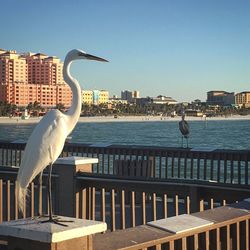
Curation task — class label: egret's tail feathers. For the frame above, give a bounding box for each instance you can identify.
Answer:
[16,181,27,215]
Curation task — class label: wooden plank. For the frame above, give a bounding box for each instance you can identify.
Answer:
[152,193,156,221]
[88,187,92,219]
[81,188,86,219]
[175,195,179,216]
[93,224,173,250]
[216,227,220,250]
[120,190,125,229]
[177,152,181,178]
[136,160,141,177]
[205,230,209,250]
[101,188,106,223]
[230,156,234,184]
[190,153,194,179]
[171,153,175,178]
[142,161,147,177]
[131,191,135,227]
[182,237,187,250]
[236,221,240,250]
[186,196,190,214]
[204,154,207,180]
[142,192,146,225]
[226,224,230,250]
[102,149,105,174]
[107,152,111,174]
[246,219,249,250]
[6,180,10,221]
[210,157,214,181]
[165,153,168,179]
[194,234,198,250]
[237,159,241,185]
[111,189,116,232]
[197,155,201,180]
[217,157,221,183]
[163,194,168,218]
[92,187,95,220]
[159,152,162,179]
[200,199,204,212]
[184,153,187,179]
[210,198,214,209]
[244,157,248,185]
[224,156,227,183]
[169,240,174,250]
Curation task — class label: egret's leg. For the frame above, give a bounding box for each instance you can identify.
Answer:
[181,136,184,147]
[41,164,73,226]
[186,137,189,148]
[48,163,53,221]
[38,171,43,216]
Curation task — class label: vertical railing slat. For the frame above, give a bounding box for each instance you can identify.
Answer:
[6,180,10,221]
[131,191,135,227]
[111,189,116,232]
[142,192,146,225]
[120,190,125,229]
[101,188,106,223]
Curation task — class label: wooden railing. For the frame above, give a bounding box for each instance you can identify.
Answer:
[75,173,250,231]
[93,201,250,250]
[0,141,250,185]
[0,152,249,249]
[0,164,249,231]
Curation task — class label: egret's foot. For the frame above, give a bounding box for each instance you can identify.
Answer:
[40,216,74,227]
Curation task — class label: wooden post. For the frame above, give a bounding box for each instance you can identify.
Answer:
[0,216,106,250]
[189,186,199,213]
[53,156,98,217]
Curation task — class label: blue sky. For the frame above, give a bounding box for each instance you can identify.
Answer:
[1,0,250,102]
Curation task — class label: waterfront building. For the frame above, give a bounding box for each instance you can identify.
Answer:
[235,91,250,108]
[108,97,128,105]
[185,109,203,117]
[121,90,133,102]
[82,90,109,105]
[151,95,177,105]
[133,90,140,98]
[0,49,72,108]
[121,90,140,103]
[206,91,235,106]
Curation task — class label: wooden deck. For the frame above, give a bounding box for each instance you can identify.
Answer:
[93,200,250,249]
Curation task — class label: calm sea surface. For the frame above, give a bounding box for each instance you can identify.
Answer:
[0,119,249,150]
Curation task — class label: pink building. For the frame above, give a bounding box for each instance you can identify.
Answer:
[0,49,72,108]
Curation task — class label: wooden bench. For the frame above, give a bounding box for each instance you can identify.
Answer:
[113,159,154,179]
[113,159,154,203]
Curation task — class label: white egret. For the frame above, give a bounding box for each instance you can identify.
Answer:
[179,112,190,148]
[16,49,108,224]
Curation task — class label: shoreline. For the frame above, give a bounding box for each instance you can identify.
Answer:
[0,114,250,124]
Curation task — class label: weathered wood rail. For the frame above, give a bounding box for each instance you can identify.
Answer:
[93,200,250,250]
[0,141,250,185]
[0,164,249,231]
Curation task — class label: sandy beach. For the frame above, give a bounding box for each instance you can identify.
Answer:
[0,115,250,124]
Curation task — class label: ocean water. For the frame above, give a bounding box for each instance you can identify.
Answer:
[0,119,249,150]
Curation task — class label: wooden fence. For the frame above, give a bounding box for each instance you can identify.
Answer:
[0,141,250,185]
[93,201,250,250]
[0,164,249,231]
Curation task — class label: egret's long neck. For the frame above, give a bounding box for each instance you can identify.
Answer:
[63,58,82,134]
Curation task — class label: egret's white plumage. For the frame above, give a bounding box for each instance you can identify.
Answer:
[16,49,107,214]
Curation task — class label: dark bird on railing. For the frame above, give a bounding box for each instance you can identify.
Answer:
[179,112,190,148]
[16,49,108,225]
